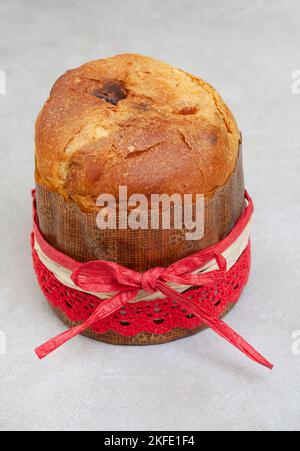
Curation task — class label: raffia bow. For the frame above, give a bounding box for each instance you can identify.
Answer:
[33,191,273,369]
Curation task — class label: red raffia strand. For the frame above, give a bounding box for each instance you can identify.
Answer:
[32,190,273,369]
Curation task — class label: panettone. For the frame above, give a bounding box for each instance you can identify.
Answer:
[35,53,241,210]
[32,54,270,367]
[35,54,245,271]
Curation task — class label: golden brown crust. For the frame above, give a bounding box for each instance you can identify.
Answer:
[35,54,240,212]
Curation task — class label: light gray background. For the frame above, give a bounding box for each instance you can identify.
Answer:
[0,0,299,432]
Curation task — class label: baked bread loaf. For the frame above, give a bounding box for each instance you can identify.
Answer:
[33,54,249,346]
[36,53,241,212]
[35,54,244,272]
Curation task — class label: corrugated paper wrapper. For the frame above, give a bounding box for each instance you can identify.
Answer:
[33,150,247,345]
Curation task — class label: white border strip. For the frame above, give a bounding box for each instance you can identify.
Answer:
[34,221,251,304]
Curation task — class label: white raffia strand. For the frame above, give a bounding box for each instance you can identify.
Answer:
[34,220,251,304]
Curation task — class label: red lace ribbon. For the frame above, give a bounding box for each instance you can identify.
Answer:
[32,190,273,369]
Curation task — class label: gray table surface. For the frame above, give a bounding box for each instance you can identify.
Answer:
[0,0,299,431]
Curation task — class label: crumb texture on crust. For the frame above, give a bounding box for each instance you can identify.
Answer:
[35,53,241,212]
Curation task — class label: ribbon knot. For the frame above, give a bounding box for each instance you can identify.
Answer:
[140,267,165,293]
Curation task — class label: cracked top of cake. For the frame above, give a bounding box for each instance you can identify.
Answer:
[35,54,241,212]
